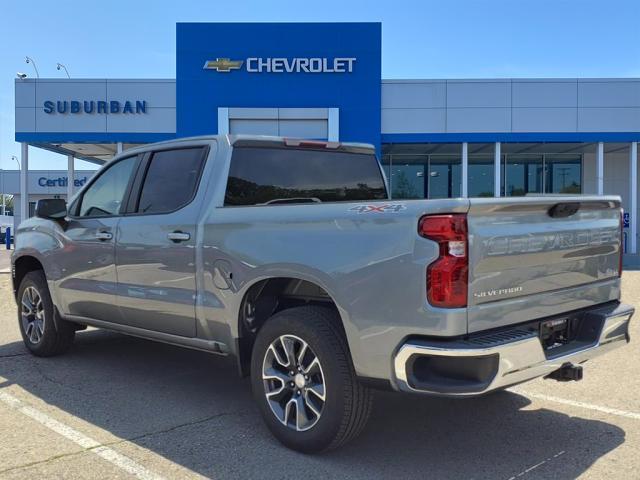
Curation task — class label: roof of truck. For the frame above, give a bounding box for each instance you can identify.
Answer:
[114,134,376,159]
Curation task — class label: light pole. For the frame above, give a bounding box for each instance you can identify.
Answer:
[25,56,39,78]
[10,156,20,216]
[1,169,4,216]
[56,63,70,78]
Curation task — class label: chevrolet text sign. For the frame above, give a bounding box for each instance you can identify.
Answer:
[177,22,381,148]
[204,57,356,73]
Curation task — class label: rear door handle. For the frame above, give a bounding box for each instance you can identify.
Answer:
[167,231,190,243]
[95,231,113,241]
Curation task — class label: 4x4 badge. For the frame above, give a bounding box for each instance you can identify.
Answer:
[349,203,407,214]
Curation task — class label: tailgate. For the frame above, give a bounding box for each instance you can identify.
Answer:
[466,196,622,333]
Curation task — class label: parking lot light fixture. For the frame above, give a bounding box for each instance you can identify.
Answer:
[25,57,39,78]
[56,63,70,78]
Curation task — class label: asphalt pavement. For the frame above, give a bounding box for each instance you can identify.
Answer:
[0,270,639,479]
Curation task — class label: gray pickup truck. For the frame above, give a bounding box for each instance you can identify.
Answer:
[12,135,634,453]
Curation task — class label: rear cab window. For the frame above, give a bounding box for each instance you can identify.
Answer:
[224,147,387,206]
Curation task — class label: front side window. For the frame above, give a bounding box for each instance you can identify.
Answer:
[136,148,206,214]
[79,156,138,217]
[225,147,387,206]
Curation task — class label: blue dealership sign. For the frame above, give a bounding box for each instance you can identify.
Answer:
[176,23,381,150]
[38,176,88,187]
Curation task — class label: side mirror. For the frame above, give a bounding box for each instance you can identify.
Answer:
[35,198,67,220]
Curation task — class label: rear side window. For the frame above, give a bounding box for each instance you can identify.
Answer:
[136,148,206,214]
[224,147,387,206]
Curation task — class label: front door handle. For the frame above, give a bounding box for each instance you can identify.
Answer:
[167,231,190,243]
[95,231,113,241]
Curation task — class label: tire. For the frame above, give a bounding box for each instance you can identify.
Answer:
[17,270,75,357]
[251,306,372,453]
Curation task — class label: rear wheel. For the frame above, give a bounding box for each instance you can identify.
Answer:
[17,270,75,356]
[251,306,372,453]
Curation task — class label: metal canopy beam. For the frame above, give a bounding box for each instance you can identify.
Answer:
[29,142,113,165]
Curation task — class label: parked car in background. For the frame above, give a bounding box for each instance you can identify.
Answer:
[11,135,634,453]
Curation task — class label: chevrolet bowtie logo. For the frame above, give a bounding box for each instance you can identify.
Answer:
[203,58,244,72]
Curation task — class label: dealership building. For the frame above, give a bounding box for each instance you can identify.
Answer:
[1,170,95,220]
[12,22,640,259]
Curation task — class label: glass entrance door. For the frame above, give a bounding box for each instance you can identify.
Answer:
[545,155,582,194]
[428,155,461,198]
[504,154,543,196]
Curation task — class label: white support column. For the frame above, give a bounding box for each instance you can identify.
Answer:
[67,155,75,203]
[597,141,604,195]
[630,142,638,254]
[461,142,468,198]
[494,142,501,197]
[20,143,28,224]
[116,142,123,154]
[217,108,229,135]
[328,108,340,142]
[1,170,5,216]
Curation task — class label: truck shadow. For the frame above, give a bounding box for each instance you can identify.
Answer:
[0,329,625,479]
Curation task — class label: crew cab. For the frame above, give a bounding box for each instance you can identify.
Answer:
[12,135,633,453]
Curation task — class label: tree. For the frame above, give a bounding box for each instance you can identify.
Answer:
[393,171,420,199]
[0,195,14,216]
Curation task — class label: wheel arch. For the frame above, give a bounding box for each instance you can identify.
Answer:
[12,254,46,300]
[235,276,348,377]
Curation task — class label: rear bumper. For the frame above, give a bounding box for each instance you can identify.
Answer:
[393,302,633,397]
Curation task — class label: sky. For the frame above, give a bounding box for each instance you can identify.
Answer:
[1,0,638,171]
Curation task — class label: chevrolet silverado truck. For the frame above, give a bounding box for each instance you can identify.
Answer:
[11,135,634,453]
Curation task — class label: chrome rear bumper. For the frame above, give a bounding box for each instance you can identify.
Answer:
[393,302,633,396]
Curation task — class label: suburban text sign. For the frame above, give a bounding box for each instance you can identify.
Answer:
[43,100,148,115]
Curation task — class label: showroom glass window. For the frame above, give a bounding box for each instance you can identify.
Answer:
[136,148,206,214]
[78,156,138,217]
[545,155,582,194]
[382,143,582,199]
[428,155,461,198]
[503,154,544,196]
[382,144,461,199]
[383,154,427,199]
[468,155,494,197]
[503,153,581,196]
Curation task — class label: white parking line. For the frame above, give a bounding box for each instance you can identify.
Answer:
[515,389,640,421]
[506,451,565,480]
[0,391,166,480]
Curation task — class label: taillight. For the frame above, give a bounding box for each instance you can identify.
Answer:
[619,209,624,277]
[419,214,468,308]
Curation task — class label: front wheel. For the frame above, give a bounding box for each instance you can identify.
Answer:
[17,270,75,356]
[250,306,372,453]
